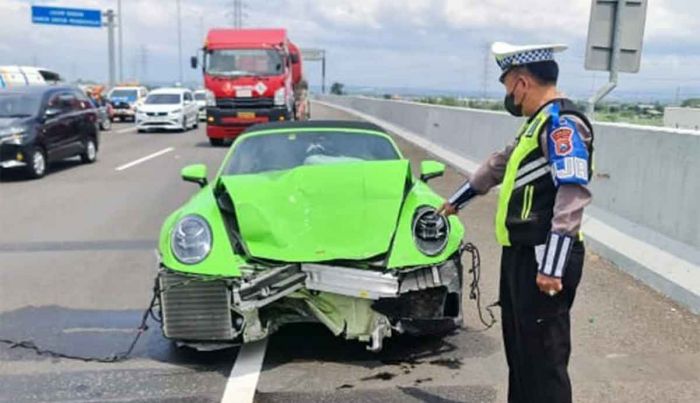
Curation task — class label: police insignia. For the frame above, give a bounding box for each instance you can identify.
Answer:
[550,127,573,156]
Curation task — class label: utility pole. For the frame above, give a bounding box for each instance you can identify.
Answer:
[176,0,183,84]
[140,45,149,82]
[118,0,123,82]
[105,9,116,87]
[231,0,244,28]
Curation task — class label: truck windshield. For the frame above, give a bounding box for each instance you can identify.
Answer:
[110,89,138,102]
[194,92,207,101]
[0,93,41,118]
[205,49,283,77]
[145,94,181,105]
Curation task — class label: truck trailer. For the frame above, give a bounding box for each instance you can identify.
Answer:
[191,28,308,146]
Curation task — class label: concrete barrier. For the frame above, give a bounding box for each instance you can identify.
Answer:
[316,95,700,313]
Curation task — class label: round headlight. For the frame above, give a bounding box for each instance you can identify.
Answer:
[412,206,449,256]
[171,215,212,264]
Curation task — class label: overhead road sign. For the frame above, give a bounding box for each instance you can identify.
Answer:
[301,48,325,61]
[31,5,102,28]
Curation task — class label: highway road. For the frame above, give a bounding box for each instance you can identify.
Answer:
[1,102,699,402]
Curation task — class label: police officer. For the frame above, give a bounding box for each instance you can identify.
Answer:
[439,42,594,403]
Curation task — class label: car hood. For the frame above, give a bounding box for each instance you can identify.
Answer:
[219,160,410,262]
[0,117,32,129]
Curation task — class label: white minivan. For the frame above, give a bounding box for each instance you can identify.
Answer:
[0,66,62,88]
[135,88,199,132]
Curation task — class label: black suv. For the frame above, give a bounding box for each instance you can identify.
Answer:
[0,86,99,179]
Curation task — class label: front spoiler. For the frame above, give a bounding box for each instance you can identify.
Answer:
[157,254,464,352]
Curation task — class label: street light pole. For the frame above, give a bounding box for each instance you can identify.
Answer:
[105,9,116,87]
[117,0,123,82]
[176,0,183,84]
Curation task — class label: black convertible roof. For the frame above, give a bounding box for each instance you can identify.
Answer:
[244,120,388,133]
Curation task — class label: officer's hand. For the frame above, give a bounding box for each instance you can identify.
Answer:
[536,273,563,296]
[437,201,458,217]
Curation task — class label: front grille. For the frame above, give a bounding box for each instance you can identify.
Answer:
[146,112,168,116]
[113,102,131,109]
[216,97,274,109]
[159,272,234,340]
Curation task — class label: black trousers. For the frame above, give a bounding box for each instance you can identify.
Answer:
[500,242,584,403]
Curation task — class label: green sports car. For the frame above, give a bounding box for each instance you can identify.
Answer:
[156,120,466,351]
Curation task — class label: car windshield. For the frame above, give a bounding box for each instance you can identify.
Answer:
[110,89,138,101]
[145,94,181,105]
[0,93,41,118]
[194,92,207,101]
[224,131,400,175]
[205,49,283,76]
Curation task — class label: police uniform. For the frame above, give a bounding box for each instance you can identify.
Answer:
[448,43,594,403]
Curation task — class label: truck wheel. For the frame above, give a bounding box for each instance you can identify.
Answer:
[25,147,47,179]
[80,137,98,164]
[209,138,224,146]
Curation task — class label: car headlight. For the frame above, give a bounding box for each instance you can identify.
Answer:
[170,109,182,115]
[412,206,449,256]
[0,127,27,145]
[171,215,212,264]
[274,87,286,106]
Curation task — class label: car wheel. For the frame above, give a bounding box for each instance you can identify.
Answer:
[26,147,47,179]
[137,128,146,133]
[209,138,224,146]
[100,118,112,131]
[193,117,199,129]
[80,137,98,164]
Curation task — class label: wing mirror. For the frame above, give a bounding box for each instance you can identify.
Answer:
[290,53,300,64]
[181,164,208,187]
[420,160,445,182]
[44,107,61,119]
[190,56,198,69]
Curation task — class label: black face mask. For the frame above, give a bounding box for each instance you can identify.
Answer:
[503,90,523,117]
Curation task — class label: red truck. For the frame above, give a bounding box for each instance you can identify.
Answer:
[191,28,308,146]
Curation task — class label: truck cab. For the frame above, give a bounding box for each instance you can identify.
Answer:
[192,29,305,146]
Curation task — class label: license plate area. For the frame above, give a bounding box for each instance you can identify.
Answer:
[237,111,256,119]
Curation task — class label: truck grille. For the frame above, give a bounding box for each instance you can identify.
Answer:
[216,97,274,109]
[159,272,235,340]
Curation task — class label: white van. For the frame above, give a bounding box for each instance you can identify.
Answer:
[0,66,62,88]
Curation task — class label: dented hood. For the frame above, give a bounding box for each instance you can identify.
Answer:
[220,160,410,262]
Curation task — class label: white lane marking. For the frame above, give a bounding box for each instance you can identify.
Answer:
[115,147,174,171]
[115,126,137,133]
[221,338,268,403]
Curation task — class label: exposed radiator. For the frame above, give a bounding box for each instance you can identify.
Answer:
[159,272,235,341]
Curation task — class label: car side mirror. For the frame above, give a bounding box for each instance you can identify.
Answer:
[181,164,208,187]
[420,160,445,182]
[44,107,61,119]
[290,53,299,64]
[190,56,198,69]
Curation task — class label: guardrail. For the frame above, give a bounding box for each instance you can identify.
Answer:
[316,94,700,313]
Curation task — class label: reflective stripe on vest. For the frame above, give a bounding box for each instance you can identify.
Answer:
[495,108,551,246]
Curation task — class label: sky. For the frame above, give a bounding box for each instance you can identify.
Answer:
[1,0,699,102]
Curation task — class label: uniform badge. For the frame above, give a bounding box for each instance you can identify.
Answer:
[550,127,573,156]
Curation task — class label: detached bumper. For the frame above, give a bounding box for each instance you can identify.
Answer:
[157,254,463,351]
[206,106,292,140]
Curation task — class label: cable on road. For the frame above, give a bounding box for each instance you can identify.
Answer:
[0,279,161,363]
[462,242,498,330]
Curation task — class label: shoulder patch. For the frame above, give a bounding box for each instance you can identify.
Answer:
[550,127,573,156]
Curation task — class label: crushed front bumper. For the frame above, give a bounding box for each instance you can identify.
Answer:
[157,254,463,351]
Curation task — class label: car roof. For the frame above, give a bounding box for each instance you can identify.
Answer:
[0,85,77,96]
[243,120,388,134]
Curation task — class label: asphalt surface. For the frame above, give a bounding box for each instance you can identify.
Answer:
[0,102,698,402]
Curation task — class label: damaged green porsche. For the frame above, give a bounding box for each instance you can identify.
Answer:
[156,120,468,351]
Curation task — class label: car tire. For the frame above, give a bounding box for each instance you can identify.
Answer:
[180,117,188,132]
[209,138,224,146]
[100,118,112,131]
[25,147,47,179]
[80,137,98,164]
[193,117,199,129]
[137,128,146,133]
